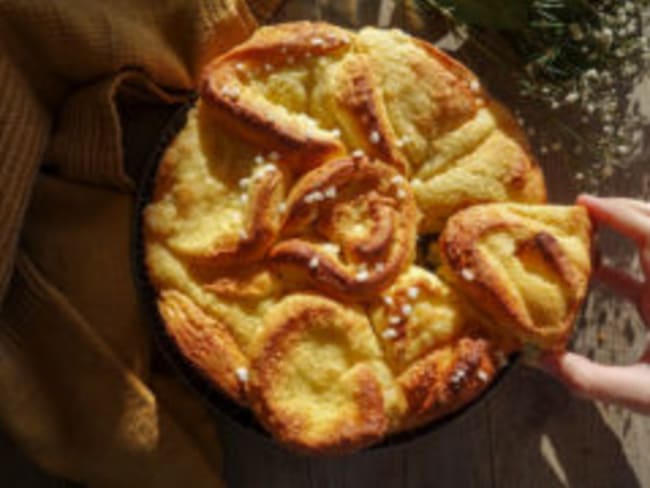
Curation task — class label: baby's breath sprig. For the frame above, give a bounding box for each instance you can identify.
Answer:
[416,0,650,187]
[517,0,649,184]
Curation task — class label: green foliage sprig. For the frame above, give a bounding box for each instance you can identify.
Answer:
[416,0,650,185]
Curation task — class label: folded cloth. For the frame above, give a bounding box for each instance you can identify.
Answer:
[0,0,283,486]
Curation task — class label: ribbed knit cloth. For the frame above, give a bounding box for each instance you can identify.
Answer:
[0,1,283,486]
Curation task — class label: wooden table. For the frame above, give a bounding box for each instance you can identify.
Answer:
[218,1,650,486]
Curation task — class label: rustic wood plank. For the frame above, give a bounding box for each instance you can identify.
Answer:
[403,407,494,488]
[218,403,494,488]
[219,418,312,487]
[486,365,644,488]
[307,448,406,488]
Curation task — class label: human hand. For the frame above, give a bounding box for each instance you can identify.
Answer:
[541,194,650,414]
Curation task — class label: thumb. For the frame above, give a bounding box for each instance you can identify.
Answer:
[540,352,650,415]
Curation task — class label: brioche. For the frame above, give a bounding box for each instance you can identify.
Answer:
[143,22,592,453]
[439,204,592,350]
[248,294,404,453]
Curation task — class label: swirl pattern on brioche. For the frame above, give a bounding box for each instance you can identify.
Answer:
[248,294,405,453]
[143,22,592,453]
[145,107,289,268]
[270,155,418,301]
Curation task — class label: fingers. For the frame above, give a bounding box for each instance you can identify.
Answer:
[541,352,650,415]
[642,245,650,282]
[591,198,650,216]
[577,194,650,245]
[595,264,643,304]
[597,264,650,326]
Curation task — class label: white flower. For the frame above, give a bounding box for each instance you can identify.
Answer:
[235,367,249,382]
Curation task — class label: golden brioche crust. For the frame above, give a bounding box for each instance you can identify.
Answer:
[439,204,593,350]
[200,22,350,172]
[270,156,418,301]
[368,266,499,429]
[143,21,593,453]
[144,106,289,269]
[397,336,498,430]
[247,294,405,454]
[370,266,474,372]
[158,290,249,404]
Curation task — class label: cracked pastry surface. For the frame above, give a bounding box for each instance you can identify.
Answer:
[144,22,592,453]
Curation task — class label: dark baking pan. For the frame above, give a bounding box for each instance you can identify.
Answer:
[131,101,517,454]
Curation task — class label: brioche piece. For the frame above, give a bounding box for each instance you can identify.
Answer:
[145,241,280,357]
[355,28,546,232]
[440,204,592,350]
[200,22,350,172]
[158,290,249,404]
[370,266,475,372]
[356,27,480,168]
[248,294,405,454]
[397,337,499,429]
[411,102,547,232]
[145,106,288,268]
[369,266,499,428]
[142,21,592,453]
[330,49,410,174]
[270,156,418,301]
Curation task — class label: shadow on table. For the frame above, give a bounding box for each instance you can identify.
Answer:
[478,365,641,488]
[219,363,641,488]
